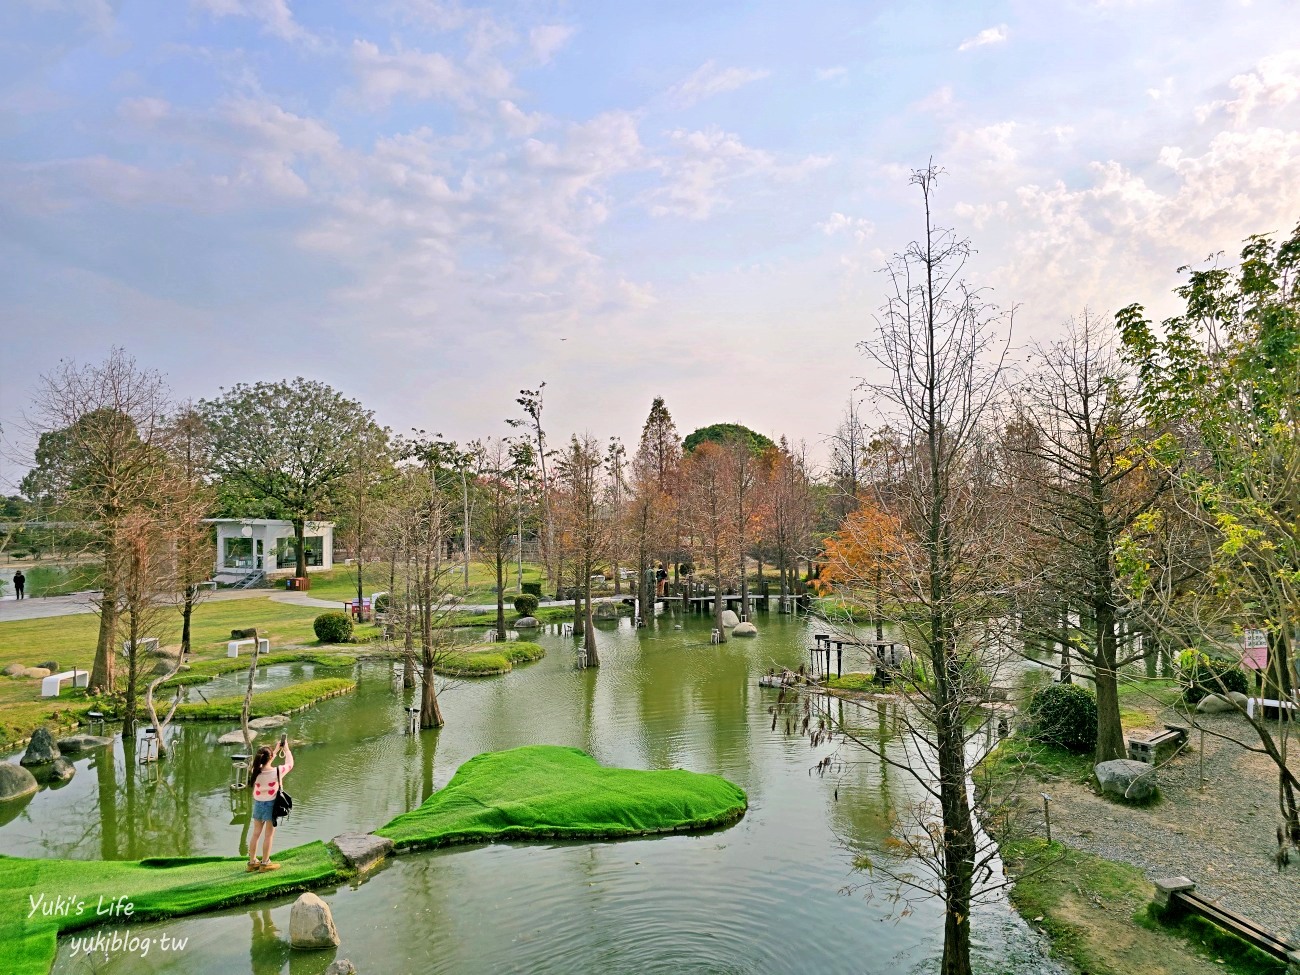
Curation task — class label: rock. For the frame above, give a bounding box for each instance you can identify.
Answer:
[217,730,249,745]
[593,603,620,620]
[20,728,61,767]
[33,757,76,785]
[248,715,290,730]
[720,610,740,627]
[151,660,179,677]
[150,645,181,659]
[331,832,393,873]
[57,734,113,753]
[323,962,357,975]
[732,622,758,637]
[289,892,340,949]
[0,763,38,802]
[1196,693,1235,714]
[21,667,52,680]
[1227,691,1250,707]
[1095,759,1159,802]
[37,661,59,673]
[231,628,257,640]
[514,616,539,628]
[2,663,24,677]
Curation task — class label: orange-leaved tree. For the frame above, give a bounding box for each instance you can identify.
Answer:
[816,500,904,640]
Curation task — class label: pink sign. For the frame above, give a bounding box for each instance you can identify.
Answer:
[1242,629,1268,671]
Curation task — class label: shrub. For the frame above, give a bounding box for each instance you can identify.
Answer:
[513,593,539,616]
[313,612,354,644]
[1177,649,1249,703]
[374,593,390,614]
[1026,682,1098,755]
[521,582,542,598]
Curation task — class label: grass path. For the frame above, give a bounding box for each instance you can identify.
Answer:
[0,745,747,975]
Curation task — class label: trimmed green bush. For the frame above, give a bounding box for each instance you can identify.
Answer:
[521,582,542,598]
[374,593,390,614]
[513,593,539,616]
[1027,682,1098,754]
[1177,649,1249,703]
[313,611,354,644]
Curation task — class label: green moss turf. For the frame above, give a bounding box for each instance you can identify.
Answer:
[376,744,748,850]
[0,745,745,974]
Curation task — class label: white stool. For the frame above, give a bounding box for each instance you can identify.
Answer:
[230,753,250,789]
[710,629,722,644]
[137,726,159,764]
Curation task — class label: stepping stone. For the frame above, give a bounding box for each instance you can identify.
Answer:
[331,832,393,873]
[289,892,339,949]
[248,715,290,730]
[217,731,248,745]
[57,735,113,753]
[20,729,60,767]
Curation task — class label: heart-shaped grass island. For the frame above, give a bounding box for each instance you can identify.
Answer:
[2,745,747,975]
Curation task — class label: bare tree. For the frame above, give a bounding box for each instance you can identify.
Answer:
[683,442,734,641]
[555,434,610,666]
[851,164,1013,975]
[473,438,521,642]
[23,350,172,693]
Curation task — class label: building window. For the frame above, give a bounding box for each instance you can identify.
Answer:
[276,535,324,568]
[224,537,253,569]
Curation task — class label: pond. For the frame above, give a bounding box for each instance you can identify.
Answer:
[2,609,1060,974]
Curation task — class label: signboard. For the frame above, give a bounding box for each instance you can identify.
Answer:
[1242,628,1268,671]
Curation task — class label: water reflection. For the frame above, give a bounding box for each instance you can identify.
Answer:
[16,611,1062,975]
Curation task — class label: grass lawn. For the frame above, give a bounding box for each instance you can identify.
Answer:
[377,744,748,850]
[303,561,550,604]
[434,642,545,677]
[1003,838,1285,975]
[0,598,380,747]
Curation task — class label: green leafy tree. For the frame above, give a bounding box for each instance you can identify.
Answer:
[683,422,775,455]
[199,379,381,579]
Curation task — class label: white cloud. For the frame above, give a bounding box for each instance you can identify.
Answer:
[816,66,848,83]
[667,60,770,108]
[651,127,831,220]
[192,0,313,45]
[529,24,575,64]
[818,212,873,241]
[1196,52,1300,125]
[350,38,512,108]
[957,24,1008,52]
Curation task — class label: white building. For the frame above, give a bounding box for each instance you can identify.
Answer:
[205,519,334,577]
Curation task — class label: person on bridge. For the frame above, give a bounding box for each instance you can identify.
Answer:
[12,570,24,600]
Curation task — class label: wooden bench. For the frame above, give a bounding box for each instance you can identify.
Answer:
[1154,877,1300,969]
[1126,724,1188,765]
[227,638,270,658]
[41,669,89,697]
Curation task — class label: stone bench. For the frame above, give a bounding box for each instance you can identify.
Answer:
[196,580,218,591]
[121,637,159,657]
[1126,724,1188,765]
[1246,696,1298,721]
[227,638,270,658]
[41,669,90,698]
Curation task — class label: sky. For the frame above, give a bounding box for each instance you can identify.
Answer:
[2,0,1300,489]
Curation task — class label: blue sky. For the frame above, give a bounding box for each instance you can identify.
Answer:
[3,0,1300,484]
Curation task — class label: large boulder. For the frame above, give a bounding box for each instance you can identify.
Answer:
[732,621,758,637]
[720,610,740,628]
[20,728,61,767]
[57,734,113,753]
[2,663,24,677]
[289,892,340,949]
[593,602,621,621]
[0,763,38,802]
[22,667,52,680]
[217,730,249,746]
[34,757,76,785]
[331,832,393,873]
[248,715,290,731]
[513,616,539,629]
[1227,691,1250,708]
[37,661,60,673]
[1095,759,1158,802]
[1196,693,1236,714]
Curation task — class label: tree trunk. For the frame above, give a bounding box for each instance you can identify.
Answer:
[1093,604,1126,763]
[420,652,444,728]
[712,551,726,643]
[90,573,118,693]
[180,587,195,658]
[583,578,600,667]
[494,552,507,642]
[240,629,260,752]
[293,517,307,579]
[122,612,139,740]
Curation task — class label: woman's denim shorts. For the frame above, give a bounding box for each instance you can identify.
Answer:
[252,798,276,822]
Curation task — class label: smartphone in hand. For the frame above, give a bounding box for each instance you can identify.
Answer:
[279,732,288,747]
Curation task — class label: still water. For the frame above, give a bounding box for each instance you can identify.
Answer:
[2,611,1059,974]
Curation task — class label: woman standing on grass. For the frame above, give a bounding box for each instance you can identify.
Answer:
[247,736,292,871]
